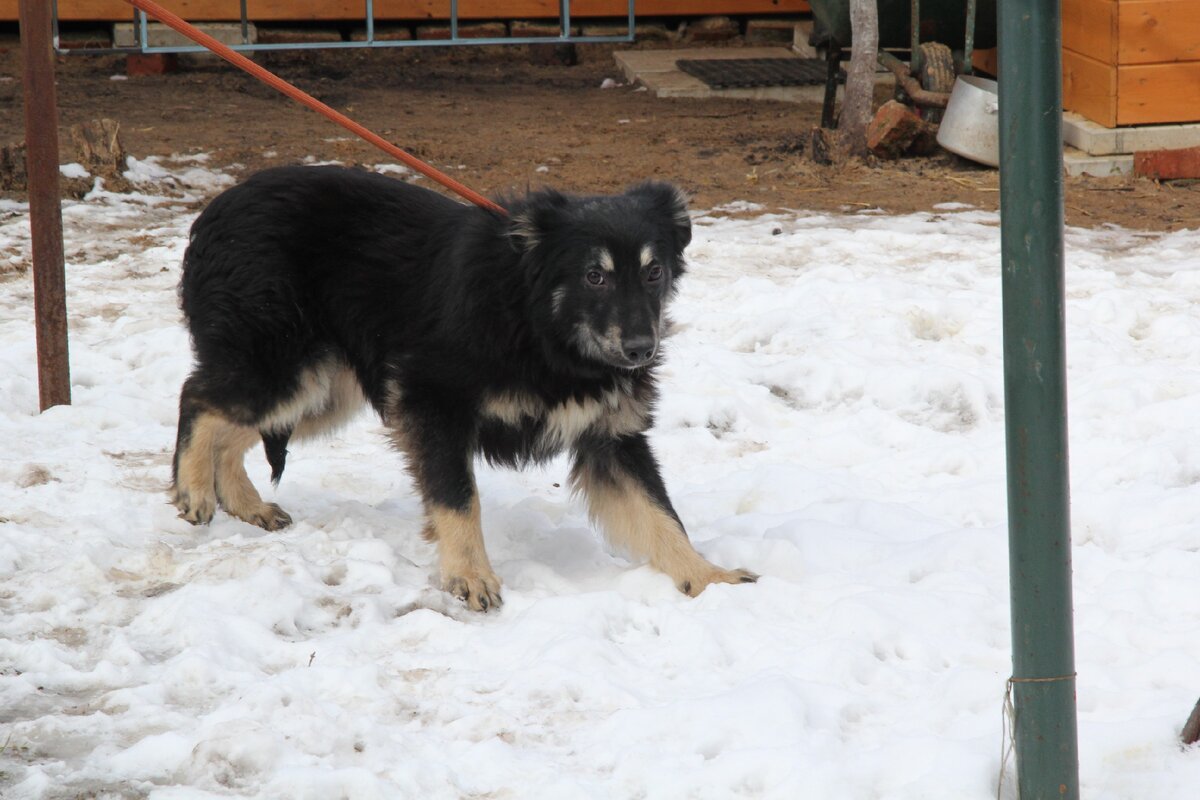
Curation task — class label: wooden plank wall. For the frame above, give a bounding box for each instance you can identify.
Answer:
[9,0,810,22]
[1063,0,1200,126]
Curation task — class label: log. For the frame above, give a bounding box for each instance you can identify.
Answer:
[69,118,126,176]
[0,141,28,191]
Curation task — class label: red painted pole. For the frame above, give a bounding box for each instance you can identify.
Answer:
[19,0,71,410]
[124,0,507,216]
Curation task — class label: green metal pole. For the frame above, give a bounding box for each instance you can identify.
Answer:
[998,1,1080,799]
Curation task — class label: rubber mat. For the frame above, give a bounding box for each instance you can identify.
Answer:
[676,57,834,89]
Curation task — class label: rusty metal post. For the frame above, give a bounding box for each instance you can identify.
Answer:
[20,0,71,411]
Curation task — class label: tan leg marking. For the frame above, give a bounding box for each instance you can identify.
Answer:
[427,497,502,612]
[214,424,291,531]
[172,411,221,525]
[576,470,757,596]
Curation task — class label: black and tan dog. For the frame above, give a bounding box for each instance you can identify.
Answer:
[171,165,756,610]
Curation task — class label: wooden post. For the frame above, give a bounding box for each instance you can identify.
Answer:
[19,0,71,410]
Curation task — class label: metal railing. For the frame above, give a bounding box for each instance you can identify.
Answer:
[52,0,635,55]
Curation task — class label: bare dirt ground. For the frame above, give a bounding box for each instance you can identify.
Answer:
[2,40,1199,229]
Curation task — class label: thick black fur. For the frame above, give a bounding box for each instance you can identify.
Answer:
[174,165,692,522]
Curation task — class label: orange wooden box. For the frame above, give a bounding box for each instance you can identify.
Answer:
[6,1,810,23]
[1062,0,1200,127]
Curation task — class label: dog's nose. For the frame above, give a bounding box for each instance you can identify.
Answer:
[623,336,657,365]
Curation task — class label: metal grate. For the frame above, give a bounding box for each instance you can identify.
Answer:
[676,57,836,89]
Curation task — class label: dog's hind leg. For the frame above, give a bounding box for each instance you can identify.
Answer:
[213,424,292,531]
[172,376,222,525]
[173,397,292,530]
[571,434,758,597]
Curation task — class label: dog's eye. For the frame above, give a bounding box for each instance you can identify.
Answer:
[646,264,664,282]
[586,270,606,286]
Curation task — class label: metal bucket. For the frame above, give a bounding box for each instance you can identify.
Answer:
[936,75,1000,167]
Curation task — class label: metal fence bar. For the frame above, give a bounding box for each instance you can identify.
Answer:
[54,0,634,55]
[998,0,1081,797]
[50,0,60,50]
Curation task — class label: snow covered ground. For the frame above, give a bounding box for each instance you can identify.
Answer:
[2,159,1200,799]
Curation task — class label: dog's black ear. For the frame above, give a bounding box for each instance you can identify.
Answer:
[630,182,692,253]
[508,190,571,253]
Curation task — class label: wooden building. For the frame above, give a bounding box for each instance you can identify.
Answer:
[1063,0,1200,126]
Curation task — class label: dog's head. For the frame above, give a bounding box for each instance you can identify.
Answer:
[510,182,692,372]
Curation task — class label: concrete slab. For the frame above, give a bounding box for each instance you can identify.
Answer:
[1063,147,1133,177]
[114,22,255,49]
[792,20,818,57]
[1063,112,1200,156]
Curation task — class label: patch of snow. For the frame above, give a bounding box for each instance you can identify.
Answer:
[59,163,90,180]
[1,166,1199,798]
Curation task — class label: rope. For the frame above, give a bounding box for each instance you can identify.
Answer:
[997,673,1077,800]
[123,0,508,216]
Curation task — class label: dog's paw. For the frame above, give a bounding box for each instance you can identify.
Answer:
[238,502,292,532]
[173,490,215,526]
[445,570,503,613]
[678,567,759,597]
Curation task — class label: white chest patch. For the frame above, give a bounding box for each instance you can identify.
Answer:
[481,383,649,450]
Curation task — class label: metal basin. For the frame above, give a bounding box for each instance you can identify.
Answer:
[936,75,1000,167]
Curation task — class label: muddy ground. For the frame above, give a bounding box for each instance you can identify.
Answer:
[2,41,1198,229]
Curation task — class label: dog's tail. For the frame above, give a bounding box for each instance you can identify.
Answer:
[262,430,291,487]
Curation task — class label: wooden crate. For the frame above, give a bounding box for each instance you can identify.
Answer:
[7,1,810,23]
[1063,0,1200,127]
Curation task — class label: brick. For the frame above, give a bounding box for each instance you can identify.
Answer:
[972,47,998,78]
[581,23,671,41]
[415,22,508,41]
[348,25,413,42]
[125,53,178,77]
[256,27,341,45]
[1134,146,1200,180]
[510,20,564,38]
[684,16,740,43]
[528,43,578,66]
[866,100,926,159]
[56,28,111,50]
[746,18,798,45]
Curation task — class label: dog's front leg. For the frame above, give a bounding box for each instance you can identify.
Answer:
[424,493,501,612]
[571,434,757,596]
[390,408,502,612]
